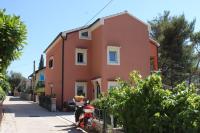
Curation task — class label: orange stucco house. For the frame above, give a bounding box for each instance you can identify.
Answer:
[44,11,159,109]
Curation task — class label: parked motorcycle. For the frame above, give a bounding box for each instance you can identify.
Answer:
[74,99,96,130]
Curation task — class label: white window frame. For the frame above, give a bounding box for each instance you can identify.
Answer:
[108,81,118,89]
[75,82,87,97]
[75,48,87,65]
[79,29,91,40]
[49,56,54,69]
[107,46,120,65]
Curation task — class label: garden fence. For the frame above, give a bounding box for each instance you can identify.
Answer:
[39,95,51,111]
[94,108,119,133]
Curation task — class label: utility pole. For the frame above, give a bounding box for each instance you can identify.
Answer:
[32,60,36,101]
[33,60,36,90]
[33,60,36,78]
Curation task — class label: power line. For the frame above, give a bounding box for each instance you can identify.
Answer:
[84,0,114,27]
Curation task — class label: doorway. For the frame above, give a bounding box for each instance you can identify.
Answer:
[92,78,101,99]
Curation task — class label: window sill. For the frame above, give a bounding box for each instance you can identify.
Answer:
[75,63,87,66]
[107,62,120,65]
[79,36,92,40]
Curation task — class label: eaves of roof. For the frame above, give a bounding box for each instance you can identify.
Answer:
[44,11,151,53]
[149,38,160,47]
[28,67,46,78]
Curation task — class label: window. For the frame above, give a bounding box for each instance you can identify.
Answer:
[77,53,84,63]
[49,57,54,69]
[81,31,88,37]
[79,30,91,40]
[107,46,120,65]
[108,81,118,89]
[75,82,87,96]
[39,73,45,81]
[75,48,87,65]
[109,51,117,62]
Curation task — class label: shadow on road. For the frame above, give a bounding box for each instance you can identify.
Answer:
[55,124,85,133]
[9,97,22,101]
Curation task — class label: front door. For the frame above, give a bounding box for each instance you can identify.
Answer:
[94,81,101,99]
[92,78,101,99]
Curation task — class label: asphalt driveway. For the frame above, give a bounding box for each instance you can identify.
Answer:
[0,96,85,133]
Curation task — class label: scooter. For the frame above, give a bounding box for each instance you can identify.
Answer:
[75,100,96,129]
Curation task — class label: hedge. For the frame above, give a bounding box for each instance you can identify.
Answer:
[92,71,200,133]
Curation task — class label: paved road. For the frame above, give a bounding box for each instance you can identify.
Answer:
[0,96,85,133]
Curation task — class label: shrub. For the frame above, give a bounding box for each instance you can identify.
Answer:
[0,86,6,101]
[34,87,44,95]
[91,71,200,133]
[33,81,45,95]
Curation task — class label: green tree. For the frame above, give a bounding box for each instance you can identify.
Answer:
[38,54,44,70]
[0,9,27,72]
[0,73,10,93]
[190,32,200,86]
[148,11,196,87]
[7,71,26,95]
[0,73,8,100]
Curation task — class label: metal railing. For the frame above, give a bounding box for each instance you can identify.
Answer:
[93,108,115,133]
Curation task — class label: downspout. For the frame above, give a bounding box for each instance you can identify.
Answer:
[156,46,159,71]
[60,32,67,109]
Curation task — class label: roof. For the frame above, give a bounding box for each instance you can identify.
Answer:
[149,38,160,47]
[43,33,62,53]
[44,11,151,53]
[28,67,46,78]
[43,18,101,53]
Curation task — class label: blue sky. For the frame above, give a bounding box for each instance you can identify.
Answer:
[0,0,200,78]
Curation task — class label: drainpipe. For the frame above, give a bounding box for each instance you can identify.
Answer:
[61,32,67,109]
[156,46,159,71]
